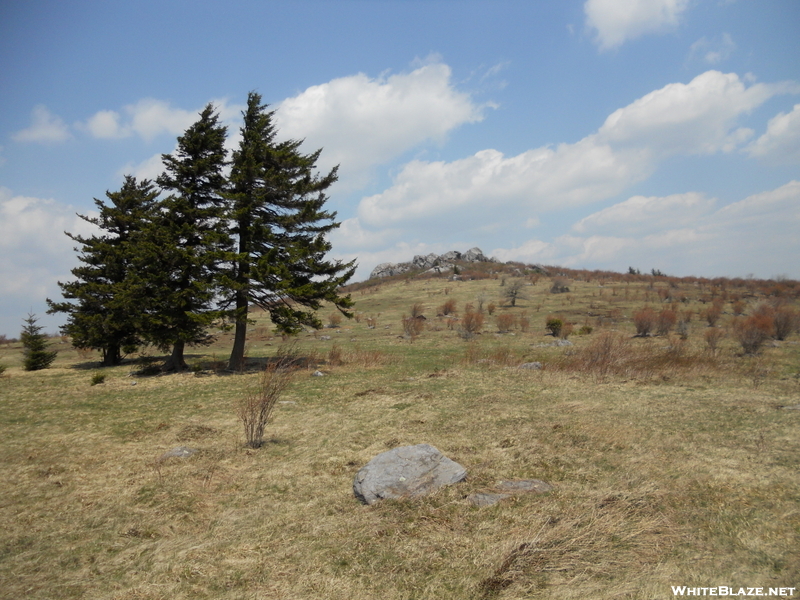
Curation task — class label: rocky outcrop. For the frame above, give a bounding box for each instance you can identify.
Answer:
[353,444,467,505]
[369,247,494,279]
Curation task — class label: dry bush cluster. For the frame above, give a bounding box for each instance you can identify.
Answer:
[555,331,716,382]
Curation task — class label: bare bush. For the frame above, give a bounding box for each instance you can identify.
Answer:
[733,313,773,355]
[704,327,725,355]
[461,311,484,336]
[487,303,497,316]
[328,313,342,327]
[402,316,425,341]
[633,307,657,336]
[237,356,295,449]
[496,313,515,333]
[772,305,797,340]
[439,298,457,316]
[656,309,677,336]
[410,303,425,318]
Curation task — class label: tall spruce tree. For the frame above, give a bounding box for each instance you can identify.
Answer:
[141,104,229,371]
[47,176,158,366]
[225,92,356,371]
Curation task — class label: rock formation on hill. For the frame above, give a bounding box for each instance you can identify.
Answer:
[369,247,495,279]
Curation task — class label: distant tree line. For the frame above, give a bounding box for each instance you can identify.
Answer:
[48,92,356,371]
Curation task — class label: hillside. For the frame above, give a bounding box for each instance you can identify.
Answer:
[1,267,799,599]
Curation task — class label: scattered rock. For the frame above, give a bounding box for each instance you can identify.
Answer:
[369,248,494,279]
[496,479,553,494]
[468,492,511,507]
[159,446,197,460]
[518,362,542,370]
[353,444,467,505]
[782,404,800,410]
[319,335,331,340]
[312,370,325,377]
[468,479,553,507]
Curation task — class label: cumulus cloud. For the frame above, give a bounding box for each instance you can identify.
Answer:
[357,71,790,235]
[491,181,800,278]
[12,105,71,143]
[0,188,101,335]
[596,71,792,156]
[80,98,245,143]
[746,103,800,163]
[572,192,717,235]
[117,152,167,182]
[274,60,488,189]
[584,0,690,50]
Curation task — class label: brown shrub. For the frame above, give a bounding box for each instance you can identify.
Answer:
[439,298,457,316]
[496,313,515,333]
[402,316,425,341]
[461,311,484,335]
[772,306,798,340]
[328,313,342,327]
[733,314,773,355]
[487,303,496,316]
[656,309,677,336]
[237,356,295,449]
[633,307,657,336]
[410,303,425,318]
[704,327,725,355]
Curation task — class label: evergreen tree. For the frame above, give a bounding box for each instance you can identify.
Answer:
[141,104,229,371]
[47,176,158,366]
[21,313,58,371]
[224,92,356,371]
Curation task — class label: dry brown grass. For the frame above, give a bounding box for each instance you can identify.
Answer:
[1,273,799,599]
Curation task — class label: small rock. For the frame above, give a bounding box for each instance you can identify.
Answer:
[782,404,800,410]
[319,335,331,341]
[312,370,325,377]
[160,446,197,460]
[518,362,542,370]
[496,479,553,494]
[468,492,511,507]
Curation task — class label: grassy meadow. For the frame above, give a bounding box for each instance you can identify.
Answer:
[1,268,799,599]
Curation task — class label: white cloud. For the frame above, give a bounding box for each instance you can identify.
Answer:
[572,192,717,235]
[81,98,245,142]
[357,71,791,234]
[117,152,166,182]
[596,71,790,156]
[491,181,800,278]
[0,188,101,335]
[328,217,401,251]
[274,60,488,190]
[746,103,800,163]
[584,0,690,50]
[12,105,71,143]
[689,33,736,65]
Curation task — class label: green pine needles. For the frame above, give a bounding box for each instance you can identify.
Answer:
[21,314,57,371]
[48,93,356,372]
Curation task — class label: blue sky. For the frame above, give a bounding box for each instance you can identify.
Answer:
[2,0,799,337]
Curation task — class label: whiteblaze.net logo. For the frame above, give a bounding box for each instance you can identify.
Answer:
[672,587,796,597]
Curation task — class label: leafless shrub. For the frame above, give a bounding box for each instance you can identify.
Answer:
[439,298,457,316]
[487,303,496,316]
[460,311,484,336]
[496,313,515,333]
[237,355,295,449]
[656,309,677,336]
[410,303,425,318]
[402,316,425,341]
[773,305,797,340]
[733,313,774,355]
[704,327,725,355]
[633,307,657,336]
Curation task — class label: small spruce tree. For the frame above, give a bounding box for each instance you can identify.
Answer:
[21,314,57,371]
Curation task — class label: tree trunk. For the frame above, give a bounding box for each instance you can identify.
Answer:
[228,294,249,371]
[163,339,187,371]
[102,344,122,367]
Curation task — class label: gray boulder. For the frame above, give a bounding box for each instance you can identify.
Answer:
[353,444,467,505]
[463,247,487,262]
